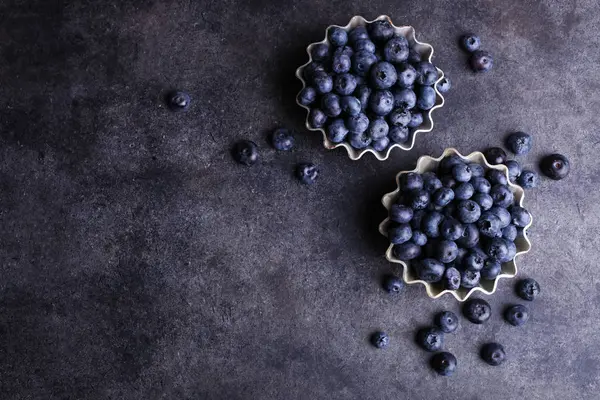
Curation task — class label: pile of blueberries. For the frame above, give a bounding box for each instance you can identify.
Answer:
[297,20,449,152]
[386,153,531,290]
[373,275,541,375]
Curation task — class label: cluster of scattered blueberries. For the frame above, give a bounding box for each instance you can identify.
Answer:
[371,276,541,375]
[460,33,493,72]
[298,20,450,152]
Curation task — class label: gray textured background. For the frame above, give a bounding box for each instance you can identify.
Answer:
[1,0,598,399]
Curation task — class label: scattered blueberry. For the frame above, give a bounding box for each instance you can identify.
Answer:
[481,343,506,366]
[435,311,459,333]
[517,170,538,189]
[516,278,540,301]
[270,128,295,151]
[470,50,493,72]
[383,274,405,294]
[167,91,191,111]
[384,36,409,63]
[328,26,348,47]
[506,132,533,155]
[371,331,389,348]
[461,34,481,52]
[463,298,491,324]
[296,163,319,184]
[484,147,507,165]
[430,352,457,376]
[416,327,444,352]
[541,154,570,180]
[232,140,259,166]
[414,258,445,282]
[436,76,451,94]
[504,304,529,327]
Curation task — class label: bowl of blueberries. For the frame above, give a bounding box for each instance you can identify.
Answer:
[296,15,446,160]
[378,148,532,301]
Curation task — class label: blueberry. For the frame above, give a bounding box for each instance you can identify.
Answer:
[408,189,430,210]
[463,298,491,324]
[487,169,508,186]
[369,90,394,116]
[435,240,459,263]
[351,51,378,77]
[394,63,416,88]
[368,20,394,42]
[321,93,342,117]
[367,117,389,139]
[422,172,443,193]
[452,163,472,183]
[270,128,295,151]
[454,182,474,200]
[477,212,501,237]
[469,163,485,177]
[415,62,439,85]
[439,155,465,174]
[431,188,454,207]
[411,230,428,246]
[506,131,533,155]
[334,46,354,58]
[457,223,480,248]
[422,211,444,238]
[510,206,531,228]
[410,209,426,230]
[408,48,421,63]
[297,87,317,106]
[400,172,424,191]
[472,193,493,211]
[516,278,540,301]
[470,50,493,72]
[490,184,514,208]
[440,175,457,189]
[392,88,417,109]
[443,267,461,290]
[303,62,326,81]
[328,26,348,47]
[440,218,465,241]
[461,269,481,288]
[416,86,437,110]
[436,76,451,94]
[504,304,529,327]
[308,108,327,129]
[383,36,409,63]
[490,206,511,228]
[392,242,422,260]
[310,43,330,62]
[408,111,423,128]
[388,223,413,244]
[461,33,481,52]
[167,91,191,111]
[382,274,405,294]
[471,177,492,194]
[502,224,518,241]
[340,96,362,116]
[372,137,390,151]
[504,239,517,262]
[370,61,398,89]
[463,249,486,271]
[480,258,502,280]
[485,147,507,165]
[348,26,369,44]
[430,352,457,376]
[296,163,319,184]
[355,85,372,111]
[312,71,333,94]
[353,39,376,53]
[481,343,506,366]
[334,73,358,96]
[505,160,522,182]
[346,112,369,134]
[484,237,509,261]
[388,125,409,143]
[518,170,538,189]
[435,311,459,333]
[416,327,444,351]
[331,54,351,74]
[348,131,372,149]
[541,153,570,180]
[232,140,259,166]
[326,118,348,143]
[371,331,389,349]
[456,200,481,224]
[388,108,412,126]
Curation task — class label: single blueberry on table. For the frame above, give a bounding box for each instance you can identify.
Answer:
[481,258,502,280]
[484,237,509,261]
[353,39,376,53]
[444,267,461,290]
[348,26,369,44]
[400,172,423,191]
[369,90,394,116]
[461,269,481,288]
[481,343,506,366]
[296,163,319,184]
[384,36,409,63]
[435,240,459,263]
[505,160,522,182]
[270,128,295,151]
[469,163,485,177]
[490,206,511,228]
[334,73,358,96]
[346,112,370,134]
[367,117,389,140]
[502,224,518,241]
[518,170,538,189]
[415,62,439,85]
[321,93,342,117]
[371,331,389,349]
[510,205,531,227]
[392,88,417,109]
[351,51,378,77]
[415,258,446,282]
[392,242,422,260]
[389,125,409,144]
[372,137,390,151]
[408,48,421,63]
[382,274,405,294]
[457,223,480,248]
[422,210,444,238]
[472,193,494,211]
[232,140,259,166]
[506,131,533,155]
[422,172,443,193]
[485,147,507,165]
[463,249,486,271]
[504,304,529,327]
[490,184,514,208]
[355,85,372,111]
[408,111,423,128]
[470,50,493,72]
[436,76,451,93]
[328,26,348,47]
[516,278,540,301]
[416,85,437,110]
[310,43,330,61]
[430,352,458,376]
[348,132,372,149]
[340,96,362,116]
[308,108,328,129]
[312,71,333,94]
[395,63,417,88]
[416,327,444,351]
[331,53,351,74]
[440,218,465,241]
[370,61,398,89]
[487,169,509,186]
[368,20,394,42]
[456,200,482,224]
[411,230,428,246]
[477,212,501,237]
[440,175,457,189]
[326,118,348,143]
[541,153,570,180]
[439,155,465,174]
[297,87,317,106]
[463,298,492,324]
[388,223,413,244]
[461,34,481,52]
[167,91,191,111]
[388,108,412,126]
[436,311,459,333]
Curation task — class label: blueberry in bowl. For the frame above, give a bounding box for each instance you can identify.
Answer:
[379,148,532,301]
[296,15,446,161]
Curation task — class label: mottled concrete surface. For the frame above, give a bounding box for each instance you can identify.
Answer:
[0,0,598,399]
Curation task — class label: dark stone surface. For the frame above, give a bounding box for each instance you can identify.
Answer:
[0,1,598,399]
